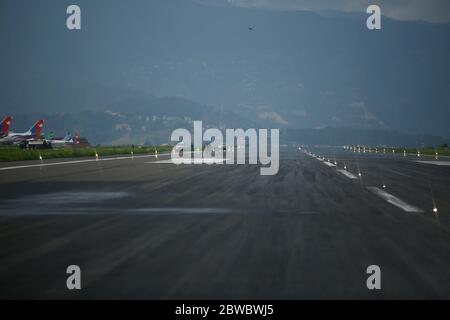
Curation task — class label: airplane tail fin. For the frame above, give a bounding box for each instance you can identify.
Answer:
[73,130,79,144]
[1,116,12,135]
[30,119,44,139]
[63,132,72,141]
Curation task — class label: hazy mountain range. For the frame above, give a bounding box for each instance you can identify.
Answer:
[1,0,449,145]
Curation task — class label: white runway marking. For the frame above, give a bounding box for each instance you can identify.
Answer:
[367,187,423,213]
[148,158,228,165]
[323,162,336,167]
[415,161,450,166]
[0,153,170,172]
[337,169,358,179]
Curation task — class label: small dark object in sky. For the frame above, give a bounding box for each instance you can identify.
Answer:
[248,27,253,31]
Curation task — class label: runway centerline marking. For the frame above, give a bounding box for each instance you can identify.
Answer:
[147,158,229,165]
[337,169,358,179]
[367,187,423,213]
[0,153,171,172]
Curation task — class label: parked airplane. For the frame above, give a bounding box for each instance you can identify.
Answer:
[47,130,80,148]
[0,119,44,144]
[0,116,12,138]
[26,130,81,149]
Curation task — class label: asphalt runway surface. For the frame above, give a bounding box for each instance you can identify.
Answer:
[0,147,449,299]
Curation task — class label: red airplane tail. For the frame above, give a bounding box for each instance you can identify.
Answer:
[1,116,12,135]
[73,129,79,144]
[30,119,44,139]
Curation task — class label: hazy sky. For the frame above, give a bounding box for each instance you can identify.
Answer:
[1,0,449,137]
[199,0,450,23]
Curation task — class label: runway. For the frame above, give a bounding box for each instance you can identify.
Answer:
[0,147,449,299]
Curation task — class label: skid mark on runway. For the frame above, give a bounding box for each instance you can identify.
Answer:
[298,210,318,215]
[2,191,130,205]
[0,191,131,215]
[0,206,240,216]
[367,187,424,213]
[0,188,240,216]
[125,207,238,214]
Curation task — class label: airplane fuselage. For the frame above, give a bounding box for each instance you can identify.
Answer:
[0,131,36,143]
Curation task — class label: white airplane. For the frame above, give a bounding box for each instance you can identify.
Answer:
[47,130,80,148]
[27,130,80,149]
[0,119,44,144]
